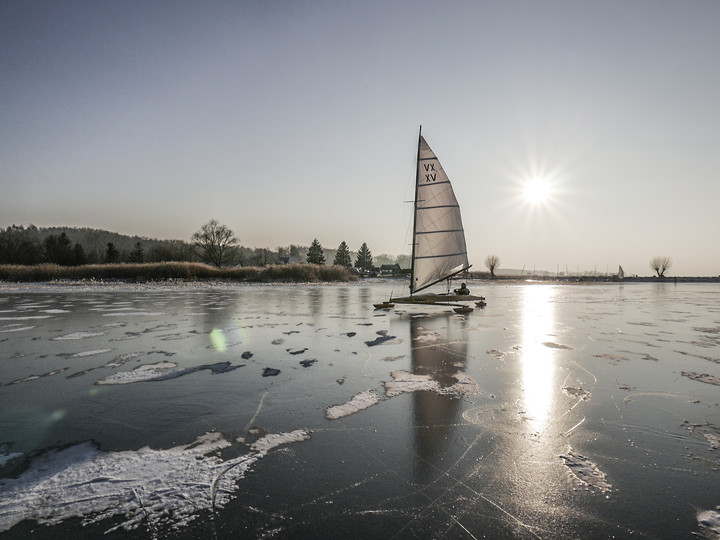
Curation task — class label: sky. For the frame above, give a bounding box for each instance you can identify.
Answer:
[2,0,719,276]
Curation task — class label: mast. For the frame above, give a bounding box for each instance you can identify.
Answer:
[409,125,422,294]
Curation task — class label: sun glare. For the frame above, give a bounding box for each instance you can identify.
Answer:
[524,177,550,204]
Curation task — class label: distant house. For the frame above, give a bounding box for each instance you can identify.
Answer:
[380,264,402,276]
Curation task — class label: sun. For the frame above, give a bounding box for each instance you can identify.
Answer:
[524,177,550,204]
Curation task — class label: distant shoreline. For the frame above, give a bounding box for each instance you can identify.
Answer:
[467,275,720,284]
[0,262,356,284]
[0,262,717,285]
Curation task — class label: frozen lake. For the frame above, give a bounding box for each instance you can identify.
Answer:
[1,280,719,538]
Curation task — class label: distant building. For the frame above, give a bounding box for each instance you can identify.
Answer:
[380,264,402,276]
[278,256,302,265]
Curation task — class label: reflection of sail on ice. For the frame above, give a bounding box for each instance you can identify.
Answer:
[409,316,466,482]
[375,127,485,312]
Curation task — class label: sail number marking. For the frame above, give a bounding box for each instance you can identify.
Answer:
[423,162,437,182]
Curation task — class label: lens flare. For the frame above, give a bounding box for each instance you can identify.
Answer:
[210,328,227,352]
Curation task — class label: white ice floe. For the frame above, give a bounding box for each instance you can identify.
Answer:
[560,448,612,493]
[41,309,70,314]
[52,331,105,340]
[0,430,310,534]
[326,390,380,420]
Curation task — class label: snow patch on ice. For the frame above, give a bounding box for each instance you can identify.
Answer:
[384,371,439,397]
[697,507,720,539]
[0,316,51,320]
[0,430,310,534]
[102,312,164,317]
[439,372,481,395]
[326,390,380,420]
[682,371,720,386]
[96,361,242,385]
[52,331,105,340]
[96,362,179,384]
[0,326,36,332]
[414,330,440,343]
[560,448,612,493]
[543,341,573,350]
[70,349,112,358]
[384,370,480,398]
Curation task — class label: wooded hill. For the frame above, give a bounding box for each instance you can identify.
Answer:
[0,225,407,268]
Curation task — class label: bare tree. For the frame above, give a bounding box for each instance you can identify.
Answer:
[649,256,672,277]
[192,219,238,267]
[485,254,501,279]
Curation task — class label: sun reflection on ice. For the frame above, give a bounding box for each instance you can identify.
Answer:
[520,286,556,433]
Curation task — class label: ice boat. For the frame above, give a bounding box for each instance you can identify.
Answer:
[374,127,485,313]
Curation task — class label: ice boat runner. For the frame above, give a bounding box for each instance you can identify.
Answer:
[374,127,485,313]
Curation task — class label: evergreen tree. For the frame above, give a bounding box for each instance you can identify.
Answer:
[355,242,373,270]
[106,242,120,263]
[44,233,74,265]
[306,238,325,265]
[333,241,352,267]
[73,243,87,265]
[129,241,145,263]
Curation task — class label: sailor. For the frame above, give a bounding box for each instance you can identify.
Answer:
[454,283,470,295]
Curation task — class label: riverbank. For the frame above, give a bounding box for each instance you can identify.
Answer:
[467,272,720,284]
[0,262,356,283]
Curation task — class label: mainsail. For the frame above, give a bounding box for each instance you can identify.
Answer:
[410,133,470,293]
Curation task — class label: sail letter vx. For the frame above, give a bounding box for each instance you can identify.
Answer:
[411,136,470,293]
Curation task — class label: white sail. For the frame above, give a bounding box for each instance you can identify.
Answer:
[618,265,624,279]
[411,135,470,293]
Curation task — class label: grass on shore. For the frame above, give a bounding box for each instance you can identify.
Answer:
[0,262,356,283]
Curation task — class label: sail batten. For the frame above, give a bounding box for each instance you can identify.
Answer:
[410,135,470,294]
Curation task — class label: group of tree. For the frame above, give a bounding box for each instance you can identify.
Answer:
[305,238,375,270]
[0,225,197,266]
[4,222,509,274]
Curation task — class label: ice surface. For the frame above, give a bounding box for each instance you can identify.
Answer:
[1,281,718,538]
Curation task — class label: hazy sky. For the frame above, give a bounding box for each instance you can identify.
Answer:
[2,1,719,276]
